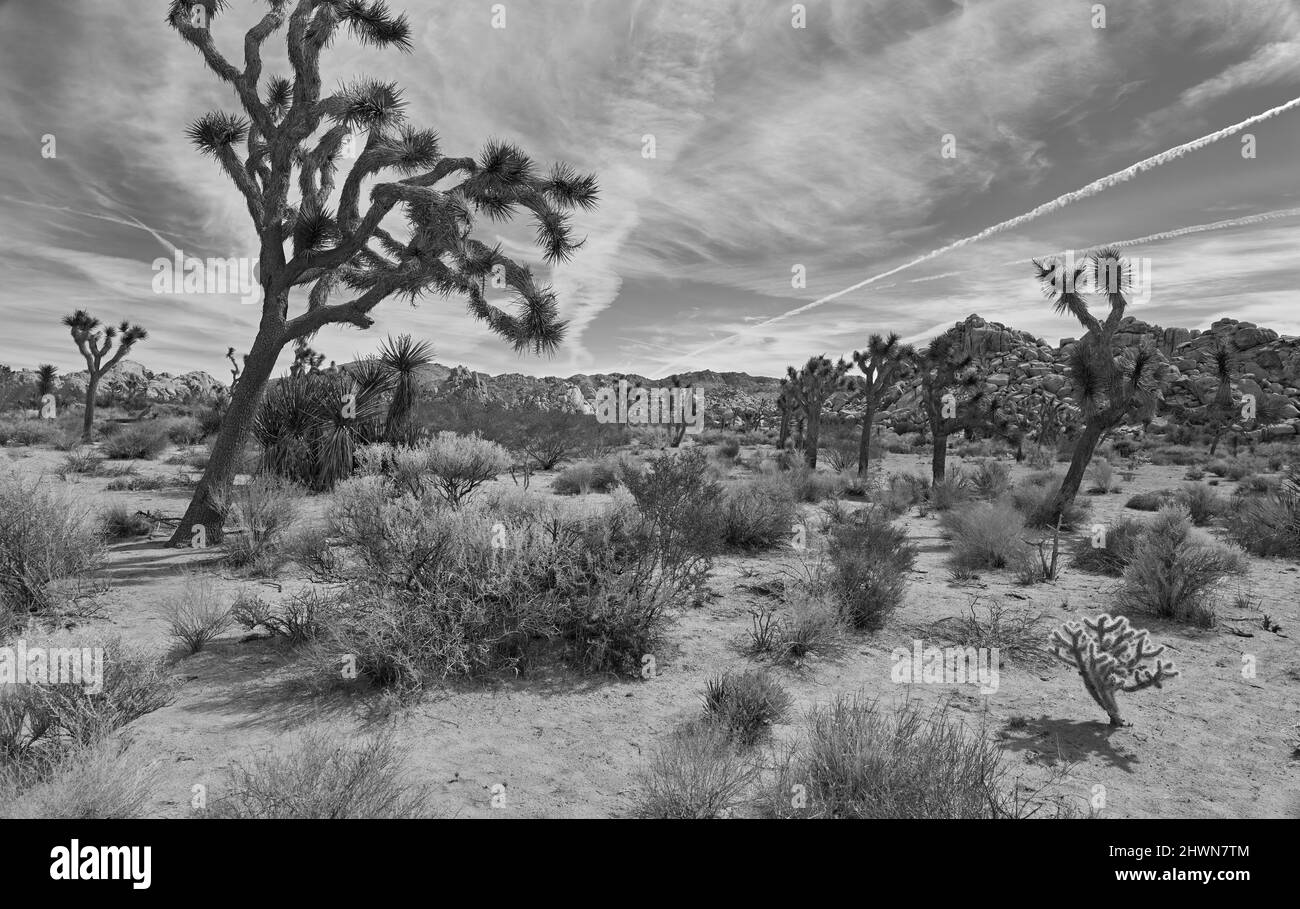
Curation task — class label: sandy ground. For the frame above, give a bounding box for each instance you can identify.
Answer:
[3,440,1298,819]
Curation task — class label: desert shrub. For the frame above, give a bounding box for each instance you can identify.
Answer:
[717,437,741,459]
[1206,459,1230,478]
[720,476,797,551]
[826,510,917,631]
[0,636,173,793]
[1147,445,1202,467]
[357,433,510,507]
[282,523,343,578]
[165,416,205,446]
[1226,460,1253,481]
[927,472,972,512]
[763,697,1021,818]
[220,474,301,570]
[931,597,1046,666]
[206,729,432,819]
[941,500,1028,570]
[59,447,102,477]
[165,572,231,654]
[620,448,724,594]
[1068,516,1146,576]
[1125,489,1176,511]
[99,504,152,540]
[1176,483,1222,526]
[1085,458,1117,494]
[0,743,154,819]
[701,669,792,747]
[782,465,846,503]
[1223,473,1300,558]
[1119,505,1246,625]
[0,473,105,614]
[0,419,62,447]
[634,721,757,819]
[1025,446,1054,470]
[551,458,621,495]
[100,422,169,460]
[195,404,224,439]
[1009,481,1090,530]
[1184,465,1206,481]
[746,596,843,665]
[966,459,1011,500]
[1235,474,1275,495]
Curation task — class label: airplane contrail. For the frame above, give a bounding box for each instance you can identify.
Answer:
[904,206,1300,287]
[651,93,1300,374]
[1,197,180,255]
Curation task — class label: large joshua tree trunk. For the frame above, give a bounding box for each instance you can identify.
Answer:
[778,405,790,449]
[856,397,877,476]
[80,375,101,443]
[804,409,821,468]
[168,319,285,545]
[1049,419,1109,517]
[930,414,949,486]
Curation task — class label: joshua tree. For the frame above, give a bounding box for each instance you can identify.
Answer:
[1033,249,1168,520]
[62,310,148,442]
[289,338,326,377]
[226,347,245,390]
[378,333,434,442]
[35,364,58,403]
[776,381,795,450]
[848,333,913,477]
[912,335,982,485]
[164,0,598,543]
[1205,339,1237,456]
[783,356,850,468]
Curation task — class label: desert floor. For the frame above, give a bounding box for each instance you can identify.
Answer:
[3,441,1298,819]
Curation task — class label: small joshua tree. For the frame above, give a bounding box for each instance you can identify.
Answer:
[848,333,913,477]
[783,356,850,468]
[912,335,983,485]
[226,347,245,390]
[1203,339,1237,456]
[1049,613,1179,727]
[62,309,149,442]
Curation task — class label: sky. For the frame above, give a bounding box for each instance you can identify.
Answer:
[1,0,1298,381]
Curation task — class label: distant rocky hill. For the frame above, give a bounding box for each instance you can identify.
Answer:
[5,314,1298,437]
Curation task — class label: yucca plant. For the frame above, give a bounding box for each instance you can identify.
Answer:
[254,361,389,491]
[62,310,148,442]
[36,364,58,403]
[1032,249,1169,520]
[163,0,599,543]
[378,333,435,443]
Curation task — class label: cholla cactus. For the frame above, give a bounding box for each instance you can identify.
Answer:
[1050,613,1179,727]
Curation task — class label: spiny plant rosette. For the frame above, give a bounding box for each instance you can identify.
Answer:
[163,0,598,544]
[63,309,149,442]
[1049,613,1179,727]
